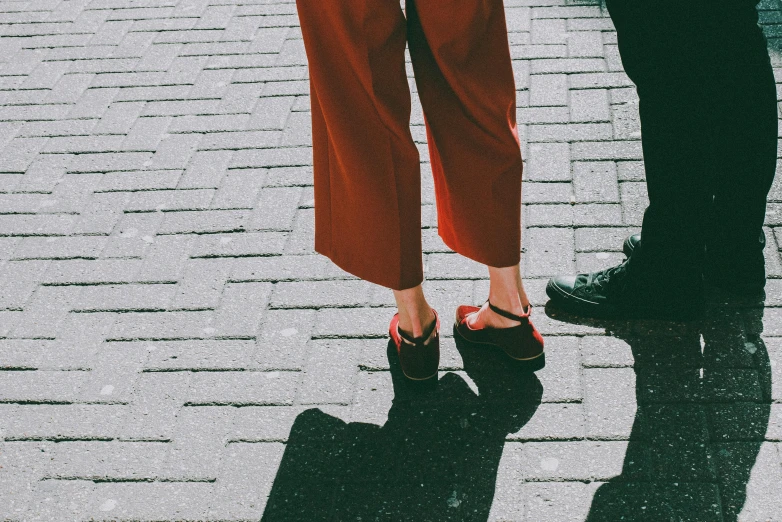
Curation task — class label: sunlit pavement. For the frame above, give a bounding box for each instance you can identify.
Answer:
[1,1,781,520]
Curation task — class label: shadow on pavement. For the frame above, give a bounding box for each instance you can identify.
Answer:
[546,292,770,521]
[261,336,543,521]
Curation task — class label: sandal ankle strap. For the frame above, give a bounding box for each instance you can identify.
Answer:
[398,310,439,346]
[487,300,531,322]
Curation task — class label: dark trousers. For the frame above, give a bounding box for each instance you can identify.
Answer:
[606,0,777,292]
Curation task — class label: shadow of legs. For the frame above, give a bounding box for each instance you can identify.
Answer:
[262,340,543,521]
[547,296,769,521]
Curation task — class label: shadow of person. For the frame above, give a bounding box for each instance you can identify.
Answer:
[261,338,543,521]
[546,292,770,521]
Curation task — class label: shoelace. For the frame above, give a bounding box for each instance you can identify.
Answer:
[586,259,629,294]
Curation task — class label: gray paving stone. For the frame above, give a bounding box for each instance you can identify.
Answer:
[584,368,637,440]
[531,58,606,74]
[569,71,634,89]
[47,440,171,480]
[230,253,349,282]
[9,285,82,338]
[568,31,604,58]
[271,280,372,309]
[84,482,213,521]
[531,18,567,44]
[527,122,613,142]
[509,403,586,441]
[0,259,51,309]
[526,142,571,181]
[0,370,86,404]
[520,441,628,481]
[212,169,266,209]
[580,335,634,367]
[612,102,642,140]
[247,95,296,131]
[125,188,215,212]
[101,212,163,259]
[186,370,299,406]
[523,481,601,522]
[179,150,233,189]
[299,339,360,405]
[426,252,486,279]
[722,442,782,520]
[109,310,216,340]
[230,146,312,169]
[148,133,202,170]
[571,140,643,161]
[573,161,619,203]
[313,307,391,339]
[3,404,130,441]
[536,336,583,403]
[159,208,248,234]
[134,233,193,283]
[247,186,303,231]
[210,442,285,520]
[256,308,316,370]
[523,227,575,277]
[527,203,574,227]
[522,181,572,204]
[122,116,172,151]
[122,371,190,441]
[163,405,232,480]
[190,231,286,258]
[173,258,234,309]
[529,74,568,106]
[573,203,623,226]
[210,281,271,338]
[19,478,95,522]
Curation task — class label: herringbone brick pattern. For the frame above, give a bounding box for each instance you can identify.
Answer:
[1,0,781,520]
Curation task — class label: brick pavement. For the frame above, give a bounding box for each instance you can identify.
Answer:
[1,0,782,520]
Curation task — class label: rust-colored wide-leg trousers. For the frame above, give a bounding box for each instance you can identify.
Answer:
[297,0,523,290]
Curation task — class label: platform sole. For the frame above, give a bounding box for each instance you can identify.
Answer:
[453,313,545,371]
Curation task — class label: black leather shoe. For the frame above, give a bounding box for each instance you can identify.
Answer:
[622,233,765,296]
[546,257,704,321]
[623,233,641,258]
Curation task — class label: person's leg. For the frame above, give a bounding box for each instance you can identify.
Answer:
[545,0,773,319]
[297,1,437,338]
[406,0,531,325]
[607,0,714,299]
[393,286,435,338]
[706,4,777,292]
[611,0,777,291]
[469,266,531,329]
[297,0,423,292]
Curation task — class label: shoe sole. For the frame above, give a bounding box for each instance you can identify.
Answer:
[452,312,545,371]
[545,279,703,321]
[401,369,438,381]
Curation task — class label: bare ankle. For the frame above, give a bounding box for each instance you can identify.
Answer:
[403,306,435,338]
[392,285,434,338]
[487,264,530,312]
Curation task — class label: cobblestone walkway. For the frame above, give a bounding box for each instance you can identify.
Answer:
[1,0,782,520]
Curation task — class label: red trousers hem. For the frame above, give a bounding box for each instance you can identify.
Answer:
[299,0,523,290]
